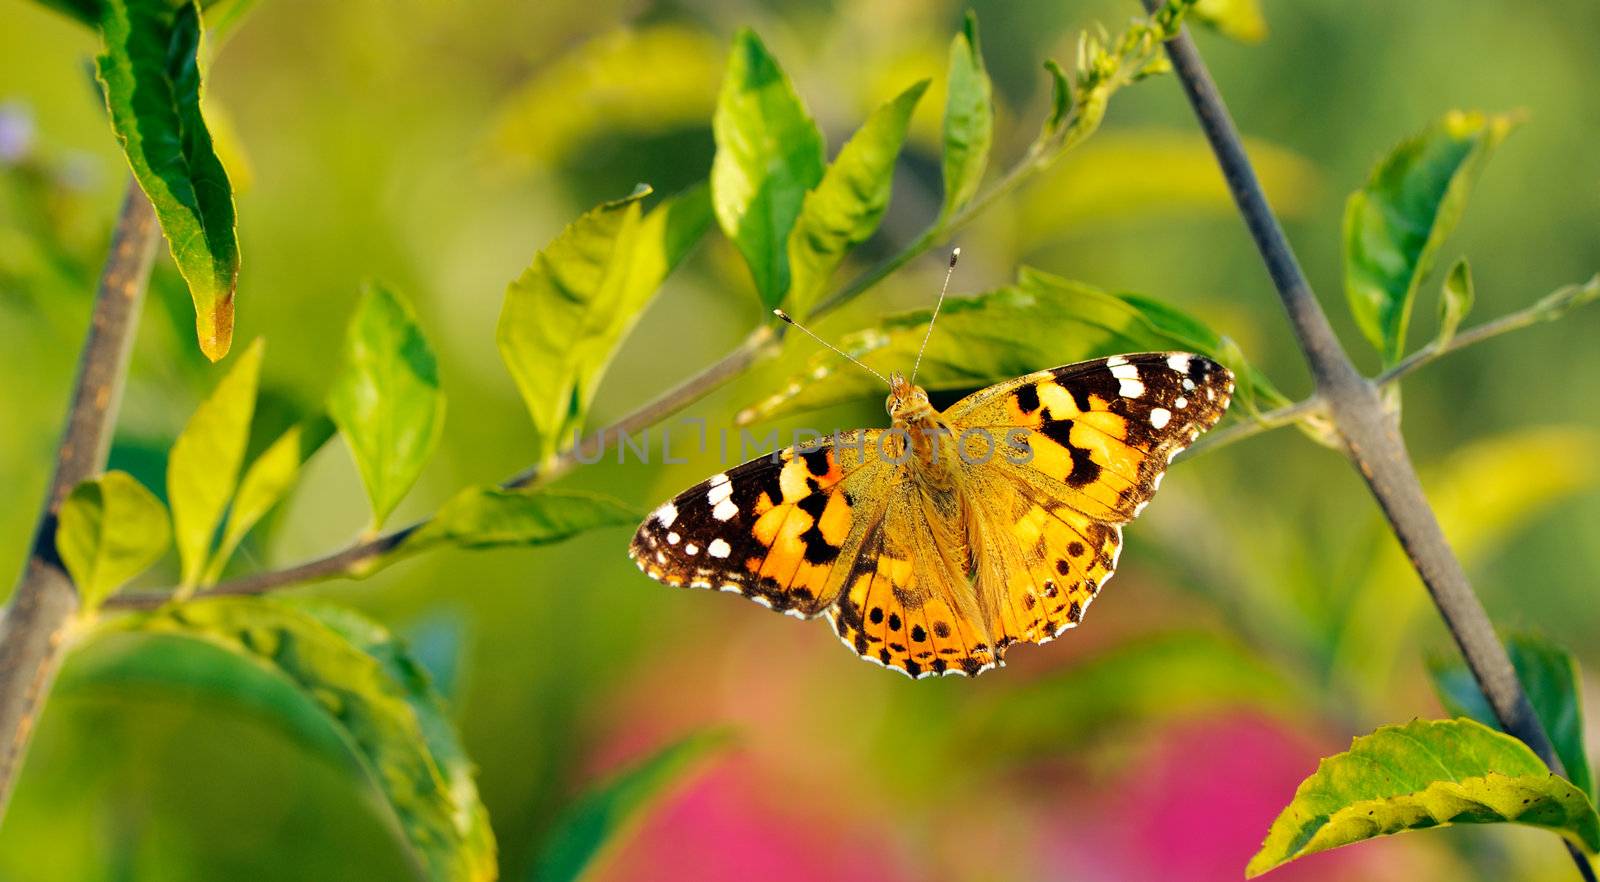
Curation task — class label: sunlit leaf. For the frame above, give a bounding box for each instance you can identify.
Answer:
[711,28,825,309]
[1436,258,1474,346]
[786,80,928,318]
[969,632,1299,757]
[531,730,732,882]
[740,266,1275,422]
[56,471,170,611]
[1333,428,1598,703]
[404,486,639,555]
[489,24,722,167]
[168,336,262,587]
[1248,718,1600,877]
[96,0,239,361]
[1192,0,1268,43]
[293,601,497,882]
[1343,110,1516,363]
[498,184,712,465]
[328,281,445,529]
[1429,633,1594,802]
[939,12,992,220]
[111,598,495,881]
[203,414,335,583]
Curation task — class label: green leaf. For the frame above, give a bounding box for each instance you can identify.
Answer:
[112,598,496,881]
[1249,718,1600,876]
[1192,0,1268,43]
[1429,633,1594,802]
[940,12,993,220]
[168,336,263,587]
[710,29,826,309]
[292,602,497,882]
[405,486,640,555]
[498,184,712,465]
[55,471,170,611]
[531,730,732,882]
[203,414,335,583]
[96,0,240,361]
[1436,258,1474,346]
[785,80,928,318]
[1037,59,1072,143]
[740,266,1277,422]
[329,281,445,530]
[1343,110,1516,363]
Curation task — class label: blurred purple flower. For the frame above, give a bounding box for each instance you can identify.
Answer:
[0,101,35,164]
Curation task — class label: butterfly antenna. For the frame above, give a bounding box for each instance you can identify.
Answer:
[911,247,959,385]
[773,309,891,387]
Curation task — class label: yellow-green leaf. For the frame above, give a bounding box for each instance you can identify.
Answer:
[1343,110,1516,364]
[168,336,263,587]
[1192,0,1268,43]
[96,0,239,361]
[1430,632,1594,802]
[404,486,639,555]
[203,414,334,583]
[1437,257,1474,346]
[940,12,992,220]
[498,184,711,466]
[532,730,732,882]
[113,598,495,881]
[1248,718,1600,877]
[328,281,445,529]
[740,266,1276,423]
[786,79,928,318]
[710,29,826,309]
[56,471,170,611]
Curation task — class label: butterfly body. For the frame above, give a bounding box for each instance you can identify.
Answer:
[630,352,1232,678]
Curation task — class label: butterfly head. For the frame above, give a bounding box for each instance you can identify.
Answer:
[887,371,935,423]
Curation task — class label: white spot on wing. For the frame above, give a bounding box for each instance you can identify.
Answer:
[666,531,680,545]
[1106,355,1129,367]
[1175,396,1187,409]
[1149,407,1171,429]
[1119,378,1145,398]
[684,543,699,555]
[708,538,731,558]
[1167,354,1191,373]
[652,502,678,528]
[712,499,739,521]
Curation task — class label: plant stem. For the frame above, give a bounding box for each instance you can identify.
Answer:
[1183,281,1597,458]
[0,183,159,821]
[1142,7,1594,879]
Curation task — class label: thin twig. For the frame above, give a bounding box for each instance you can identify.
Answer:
[0,183,159,820]
[1182,282,1596,458]
[1142,6,1594,879]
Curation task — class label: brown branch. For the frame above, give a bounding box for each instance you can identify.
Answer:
[0,183,159,820]
[1142,6,1594,879]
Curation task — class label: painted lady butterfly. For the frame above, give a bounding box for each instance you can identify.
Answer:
[630,256,1233,678]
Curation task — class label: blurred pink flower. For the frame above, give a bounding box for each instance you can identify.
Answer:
[1043,713,1427,882]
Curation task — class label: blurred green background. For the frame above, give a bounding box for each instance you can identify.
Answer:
[2,0,1599,879]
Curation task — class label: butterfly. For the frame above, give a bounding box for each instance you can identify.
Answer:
[629,254,1233,678]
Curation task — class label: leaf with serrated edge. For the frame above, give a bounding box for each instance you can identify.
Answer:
[1343,110,1515,363]
[404,486,639,555]
[1430,633,1594,802]
[96,0,239,360]
[532,730,732,882]
[786,80,927,318]
[711,29,825,308]
[329,281,445,530]
[113,598,494,881]
[498,184,711,466]
[168,337,262,587]
[1247,718,1600,877]
[56,471,170,611]
[940,12,993,219]
[739,266,1274,423]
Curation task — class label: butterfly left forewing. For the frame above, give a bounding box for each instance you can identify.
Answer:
[949,352,1233,654]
